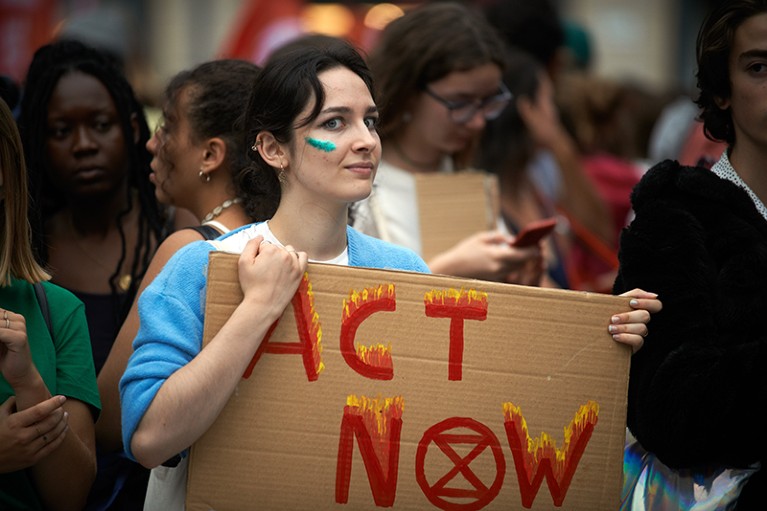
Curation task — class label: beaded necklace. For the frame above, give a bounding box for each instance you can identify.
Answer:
[202,197,242,224]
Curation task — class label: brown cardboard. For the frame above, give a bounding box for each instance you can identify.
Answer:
[187,253,632,510]
[414,170,499,261]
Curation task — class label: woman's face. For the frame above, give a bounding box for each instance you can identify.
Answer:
[45,71,130,200]
[284,66,381,206]
[146,87,201,206]
[406,63,503,155]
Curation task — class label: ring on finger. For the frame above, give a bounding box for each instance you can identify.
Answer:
[3,310,7,320]
[4,318,9,328]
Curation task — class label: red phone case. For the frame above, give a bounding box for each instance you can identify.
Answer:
[510,218,558,247]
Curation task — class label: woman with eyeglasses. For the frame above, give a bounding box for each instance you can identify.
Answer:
[353,2,544,284]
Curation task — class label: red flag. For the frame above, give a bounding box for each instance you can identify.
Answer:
[218,0,305,65]
[0,0,57,82]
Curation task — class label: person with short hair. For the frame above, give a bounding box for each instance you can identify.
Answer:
[614,1,767,507]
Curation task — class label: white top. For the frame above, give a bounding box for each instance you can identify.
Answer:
[209,221,349,266]
[711,150,767,221]
[353,157,454,255]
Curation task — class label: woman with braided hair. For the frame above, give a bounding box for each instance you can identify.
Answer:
[16,38,188,510]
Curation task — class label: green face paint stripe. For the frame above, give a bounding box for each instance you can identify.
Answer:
[305,137,336,152]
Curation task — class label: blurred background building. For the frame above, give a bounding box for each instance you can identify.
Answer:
[1,0,720,100]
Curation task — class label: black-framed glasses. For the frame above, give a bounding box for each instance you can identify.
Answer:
[423,82,512,124]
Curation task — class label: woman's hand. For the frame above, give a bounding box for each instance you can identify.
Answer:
[0,309,36,389]
[0,395,69,473]
[608,289,663,352]
[238,237,308,323]
[428,231,543,284]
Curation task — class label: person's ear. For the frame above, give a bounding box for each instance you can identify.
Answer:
[714,95,730,110]
[200,137,227,176]
[256,132,288,170]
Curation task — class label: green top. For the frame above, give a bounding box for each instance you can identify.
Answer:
[0,278,101,510]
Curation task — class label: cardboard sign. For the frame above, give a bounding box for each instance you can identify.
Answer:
[414,171,499,261]
[187,253,632,510]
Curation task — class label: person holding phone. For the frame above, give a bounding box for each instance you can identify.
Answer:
[353,2,545,286]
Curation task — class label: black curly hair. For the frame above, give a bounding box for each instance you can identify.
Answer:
[17,38,168,325]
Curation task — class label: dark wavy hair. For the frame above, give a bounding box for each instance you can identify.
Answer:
[695,0,767,144]
[159,59,262,220]
[242,38,374,220]
[17,39,167,323]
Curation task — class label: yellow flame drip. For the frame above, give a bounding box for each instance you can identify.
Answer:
[424,288,488,306]
[502,401,599,465]
[302,274,324,375]
[343,284,395,321]
[346,395,404,435]
[356,343,392,365]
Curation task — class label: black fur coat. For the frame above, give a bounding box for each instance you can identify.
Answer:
[613,159,767,508]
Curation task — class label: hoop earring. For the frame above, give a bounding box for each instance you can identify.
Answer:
[199,169,211,183]
[251,139,260,152]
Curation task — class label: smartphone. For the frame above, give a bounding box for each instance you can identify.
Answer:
[510,217,558,248]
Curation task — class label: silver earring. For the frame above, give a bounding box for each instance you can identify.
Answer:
[199,170,211,183]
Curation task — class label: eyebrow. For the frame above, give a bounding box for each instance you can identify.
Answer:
[738,49,767,61]
[320,105,378,115]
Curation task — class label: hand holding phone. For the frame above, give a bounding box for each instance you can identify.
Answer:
[510,217,558,248]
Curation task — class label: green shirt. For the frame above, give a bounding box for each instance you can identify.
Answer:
[0,278,101,510]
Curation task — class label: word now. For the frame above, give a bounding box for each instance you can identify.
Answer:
[336,395,599,509]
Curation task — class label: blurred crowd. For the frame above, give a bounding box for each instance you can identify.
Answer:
[1,0,760,510]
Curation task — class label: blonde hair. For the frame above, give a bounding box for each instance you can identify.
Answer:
[0,98,50,285]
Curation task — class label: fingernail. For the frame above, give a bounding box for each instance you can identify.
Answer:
[612,334,621,341]
[608,325,617,333]
[629,299,639,307]
[611,315,620,323]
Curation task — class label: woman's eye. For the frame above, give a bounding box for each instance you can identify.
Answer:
[48,125,70,139]
[364,117,379,129]
[322,118,343,130]
[748,62,767,74]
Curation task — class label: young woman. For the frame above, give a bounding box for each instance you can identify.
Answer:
[0,97,100,511]
[352,2,544,284]
[615,1,767,508]
[17,39,178,375]
[16,38,186,511]
[120,39,661,506]
[478,47,575,289]
[96,58,260,454]
[119,39,427,506]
